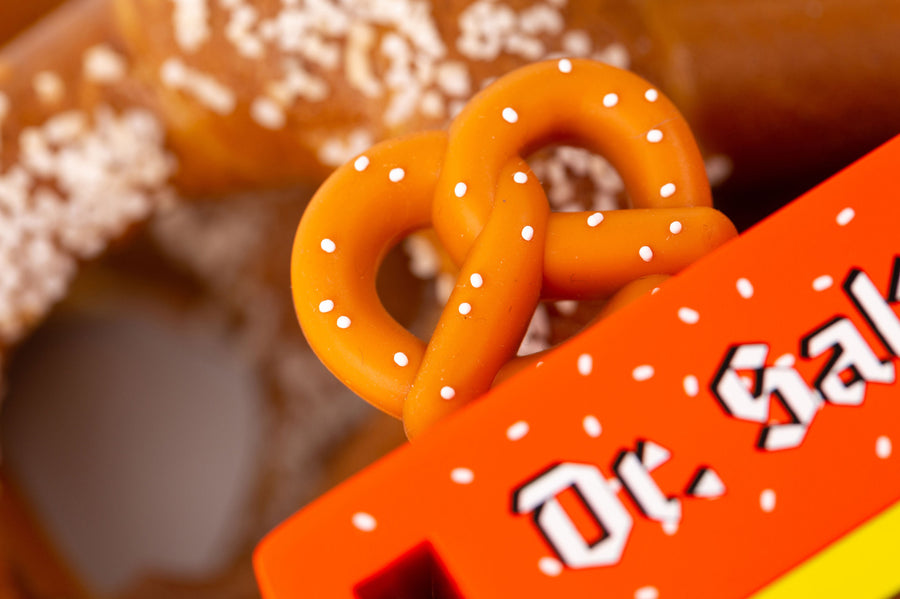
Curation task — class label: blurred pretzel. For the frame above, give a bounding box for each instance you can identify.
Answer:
[292,60,736,438]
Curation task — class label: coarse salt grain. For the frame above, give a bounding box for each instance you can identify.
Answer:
[250,97,286,130]
[83,45,127,83]
[639,246,653,262]
[34,71,65,104]
[440,386,456,400]
[502,107,519,123]
[521,225,534,241]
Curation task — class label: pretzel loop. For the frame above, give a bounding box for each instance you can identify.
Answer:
[291,59,737,438]
[438,60,726,299]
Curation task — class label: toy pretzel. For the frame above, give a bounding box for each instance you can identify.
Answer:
[291,60,736,438]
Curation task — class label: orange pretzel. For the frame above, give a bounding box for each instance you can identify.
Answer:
[291,59,737,438]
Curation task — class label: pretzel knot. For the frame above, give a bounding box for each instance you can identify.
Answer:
[292,60,737,438]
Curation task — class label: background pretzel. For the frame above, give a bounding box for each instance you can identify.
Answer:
[4,3,900,597]
[292,60,737,438]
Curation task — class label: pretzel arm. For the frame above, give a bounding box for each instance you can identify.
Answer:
[403,160,548,438]
[542,207,736,299]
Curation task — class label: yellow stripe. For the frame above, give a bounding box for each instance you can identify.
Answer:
[751,501,900,599]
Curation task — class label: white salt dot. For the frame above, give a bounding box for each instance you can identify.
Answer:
[736,278,754,298]
[557,58,573,73]
[393,352,409,367]
[633,365,655,381]
[354,155,369,171]
[389,167,405,182]
[646,129,663,143]
[660,183,676,198]
[321,238,336,253]
[451,467,474,484]
[587,212,604,227]
[635,586,659,599]
[440,386,456,400]
[678,307,700,324]
[639,246,654,262]
[683,375,700,397]
[507,420,530,440]
[458,302,472,315]
[521,225,534,241]
[513,171,528,184]
[813,275,833,291]
[603,93,619,107]
[454,182,467,197]
[836,207,855,226]
[760,489,776,512]
[583,415,602,438]
[470,273,484,288]
[336,316,352,329]
[352,512,377,531]
[502,107,519,123]
[318,299,334,313]
[669,221,683,235]
[34,70,65,104]
[577,353,593,376]
[539,557,563,577]
[877,436,892,459]
[644,89,659,102]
